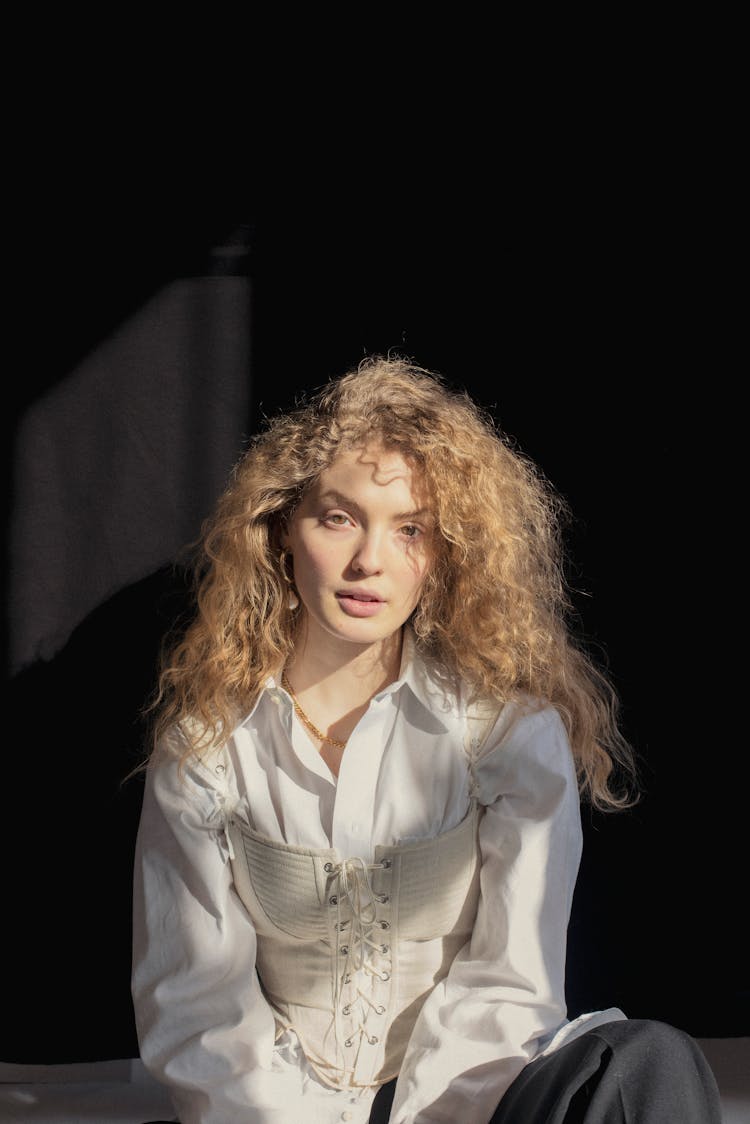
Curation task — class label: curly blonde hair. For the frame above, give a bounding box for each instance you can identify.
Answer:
[147,355,636,810]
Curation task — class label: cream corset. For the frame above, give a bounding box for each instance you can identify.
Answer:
[226,800,484,1090]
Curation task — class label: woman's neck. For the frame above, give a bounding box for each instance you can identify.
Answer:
[284,626,403,719]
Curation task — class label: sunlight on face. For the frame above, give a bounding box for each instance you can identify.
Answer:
[284,446,433,654]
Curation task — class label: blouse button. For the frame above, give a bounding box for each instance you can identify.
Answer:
[214,764,225,774]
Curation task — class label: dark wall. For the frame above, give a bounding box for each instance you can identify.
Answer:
[2,191,744,1065]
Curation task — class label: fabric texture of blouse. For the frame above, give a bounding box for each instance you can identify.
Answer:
[131,629,625,1124]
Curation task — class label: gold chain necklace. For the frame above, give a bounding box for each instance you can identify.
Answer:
[281,671,348,749]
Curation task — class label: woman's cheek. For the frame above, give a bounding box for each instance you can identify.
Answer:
[294,549,331,595]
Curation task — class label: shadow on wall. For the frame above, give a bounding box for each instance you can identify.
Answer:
[1,564,194,1063]
[2,219,255,1064]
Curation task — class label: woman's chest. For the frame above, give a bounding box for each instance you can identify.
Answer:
[228,711,474,860]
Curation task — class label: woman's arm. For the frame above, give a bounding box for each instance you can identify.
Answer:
[131,746,307,1124]
[389,705,585,1124]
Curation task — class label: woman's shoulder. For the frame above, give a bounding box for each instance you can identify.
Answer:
[149,719,236,800]
[466,692,574,782]
[414,646,569,760]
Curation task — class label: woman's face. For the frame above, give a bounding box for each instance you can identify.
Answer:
[283,445,434,654]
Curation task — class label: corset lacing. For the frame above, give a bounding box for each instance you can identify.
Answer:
[325,855,392,1084]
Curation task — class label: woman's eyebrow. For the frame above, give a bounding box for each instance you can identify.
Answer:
[317,490,433,522]
[317,489,361,510]
[393,508,434,522]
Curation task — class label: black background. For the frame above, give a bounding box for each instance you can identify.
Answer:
[2,139,745,1065]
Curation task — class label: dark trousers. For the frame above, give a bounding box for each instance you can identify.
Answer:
[367,1019,723,1123]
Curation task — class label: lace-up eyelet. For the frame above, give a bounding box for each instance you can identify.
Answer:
[329,895,338,905]
[376,1005,385,1015]
[380,970,391,981]
[324,862,334,872]
[378,893,390,903]
[368,1035,379,1045]
[340,945,349,955]
[380,944,389,954]
[379,920,390,929]
[344,1038,353,1048]
[344,974,351,984]
[342,1004,351,1015]
[336,921,349,931]
[381,859,391,869]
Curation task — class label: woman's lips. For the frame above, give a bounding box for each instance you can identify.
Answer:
[336,593,386,618]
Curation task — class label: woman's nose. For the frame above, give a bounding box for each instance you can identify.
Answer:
[351,531,385,574]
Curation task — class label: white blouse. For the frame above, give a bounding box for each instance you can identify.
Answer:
[131,629,624,1124]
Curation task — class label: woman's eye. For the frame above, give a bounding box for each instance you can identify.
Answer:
[324,512,351,526]
[400,524,422,539]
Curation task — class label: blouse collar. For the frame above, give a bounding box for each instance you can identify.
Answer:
[238,626,460,733]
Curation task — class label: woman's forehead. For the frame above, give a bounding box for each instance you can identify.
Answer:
[305,445,430,507]
[329,445,414,482]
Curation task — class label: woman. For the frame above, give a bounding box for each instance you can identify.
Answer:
[131,356,721,1123]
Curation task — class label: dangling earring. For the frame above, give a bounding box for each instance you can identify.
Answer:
[280,548,300,611]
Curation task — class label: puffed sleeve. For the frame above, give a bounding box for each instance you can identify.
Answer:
[131,738,308,1124]
[388,704,586,1124]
